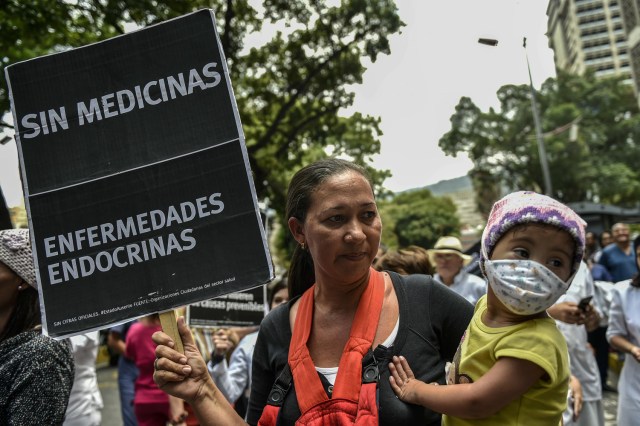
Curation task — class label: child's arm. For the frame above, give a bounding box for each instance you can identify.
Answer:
[389,355,545,419]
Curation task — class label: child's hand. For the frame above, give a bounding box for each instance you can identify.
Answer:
[389,355,421,404]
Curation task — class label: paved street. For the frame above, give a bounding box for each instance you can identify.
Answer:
[97,366,123,426]
[97,364,621,425]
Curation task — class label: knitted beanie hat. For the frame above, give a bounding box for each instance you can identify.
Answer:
[0,229,37,289]
[480,191,586,276]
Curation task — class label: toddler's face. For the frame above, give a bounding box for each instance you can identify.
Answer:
[490,223,575,282]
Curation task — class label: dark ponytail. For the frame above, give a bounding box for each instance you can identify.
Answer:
[285,158,374,298]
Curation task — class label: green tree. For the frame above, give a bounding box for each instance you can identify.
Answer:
[1,0,401,240]
[378,189,460,249]
[439,71,640,215]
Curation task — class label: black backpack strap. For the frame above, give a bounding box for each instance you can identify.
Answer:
[361,349,380,384]
[266,363,293,407]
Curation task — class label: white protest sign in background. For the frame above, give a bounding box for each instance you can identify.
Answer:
[5,9,274,338]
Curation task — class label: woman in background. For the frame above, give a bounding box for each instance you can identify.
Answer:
[209,277,289,418]
[126,313,187,426]
[606,235,640,426]
[0,228,75,424]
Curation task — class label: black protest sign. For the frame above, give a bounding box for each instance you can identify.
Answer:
[188,285,267,328]
[5,10,274,338]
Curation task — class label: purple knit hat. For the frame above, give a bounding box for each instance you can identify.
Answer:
[480,191,586,276]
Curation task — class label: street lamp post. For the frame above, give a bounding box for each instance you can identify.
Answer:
[523,38,552,196]
[478,37,553,196]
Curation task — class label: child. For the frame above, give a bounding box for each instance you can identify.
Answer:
[389,191,586,425]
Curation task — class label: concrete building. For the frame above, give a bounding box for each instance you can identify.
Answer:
[619,0,640,106]
[547,0,633,84]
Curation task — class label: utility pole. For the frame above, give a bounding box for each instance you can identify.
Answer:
[523,37,553,196]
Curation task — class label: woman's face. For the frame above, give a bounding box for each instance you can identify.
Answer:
[270,287,289,310]
[289,170,381,285]
[0,261,21,313]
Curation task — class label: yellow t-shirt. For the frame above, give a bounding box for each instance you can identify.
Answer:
[443,295,569,426]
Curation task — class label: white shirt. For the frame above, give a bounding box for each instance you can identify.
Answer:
[208,331,257,404]
[555,262,602,402]
[316,318,400,386]
[434,270,486,306]
[606,280,640,426]
[63,331,103,426]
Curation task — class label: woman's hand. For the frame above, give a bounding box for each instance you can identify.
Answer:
[212,329,233,358]
[583,304,600,332]
[547,302,585,325]
[388,355,422,404]
[153,316,215,405]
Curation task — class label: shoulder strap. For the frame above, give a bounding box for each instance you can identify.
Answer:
[288,268,385,413]
[266,364,293,406]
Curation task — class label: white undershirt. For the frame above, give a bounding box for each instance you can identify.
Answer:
[315,318,400,385]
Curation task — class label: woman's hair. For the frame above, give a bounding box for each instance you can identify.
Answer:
[268,275,288,307]
[285,158,374,298]
[374,246,434,275]
[632,235,640,288]
[0,285,40,341]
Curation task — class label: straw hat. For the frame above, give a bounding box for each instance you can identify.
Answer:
[427,236,472,266]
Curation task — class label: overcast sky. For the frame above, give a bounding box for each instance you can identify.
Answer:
[347,0,557,192]
[0,0,556,207]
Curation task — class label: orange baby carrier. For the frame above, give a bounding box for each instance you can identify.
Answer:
[258,268,385,426]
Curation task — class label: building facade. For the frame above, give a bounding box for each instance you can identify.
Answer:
[619,0,640,106]
[547,0,634,84]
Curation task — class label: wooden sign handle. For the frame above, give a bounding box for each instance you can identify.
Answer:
[159,309,184,354]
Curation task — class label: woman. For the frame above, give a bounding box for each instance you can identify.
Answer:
[0,228,75,424]
[209,277,290,418]
[126,313,187,426]
[606,235,640,426]
[153,158,473,425]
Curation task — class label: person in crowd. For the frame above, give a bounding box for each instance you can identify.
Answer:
[606,235,640,426]
[64,331,104,425]
[126,313,187,426]
[108,320,139,426]
[588,258,613,282]
[428,236,486,305]
[585,256,615,393]
[584,232,598,263]
[152,158,473,425]
[0,228,75,424]
[549,261,604,425]
[374,245,434,275]
[598,223,637,283]
[389,191,584,425]
[592,230,612,263]
[209,277,290,418]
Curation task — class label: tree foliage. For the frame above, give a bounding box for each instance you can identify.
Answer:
[1,0,402,229]
[378,189,460,250]
[439,71,640,215]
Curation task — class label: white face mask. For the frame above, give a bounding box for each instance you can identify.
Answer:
[484,259,571,316]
